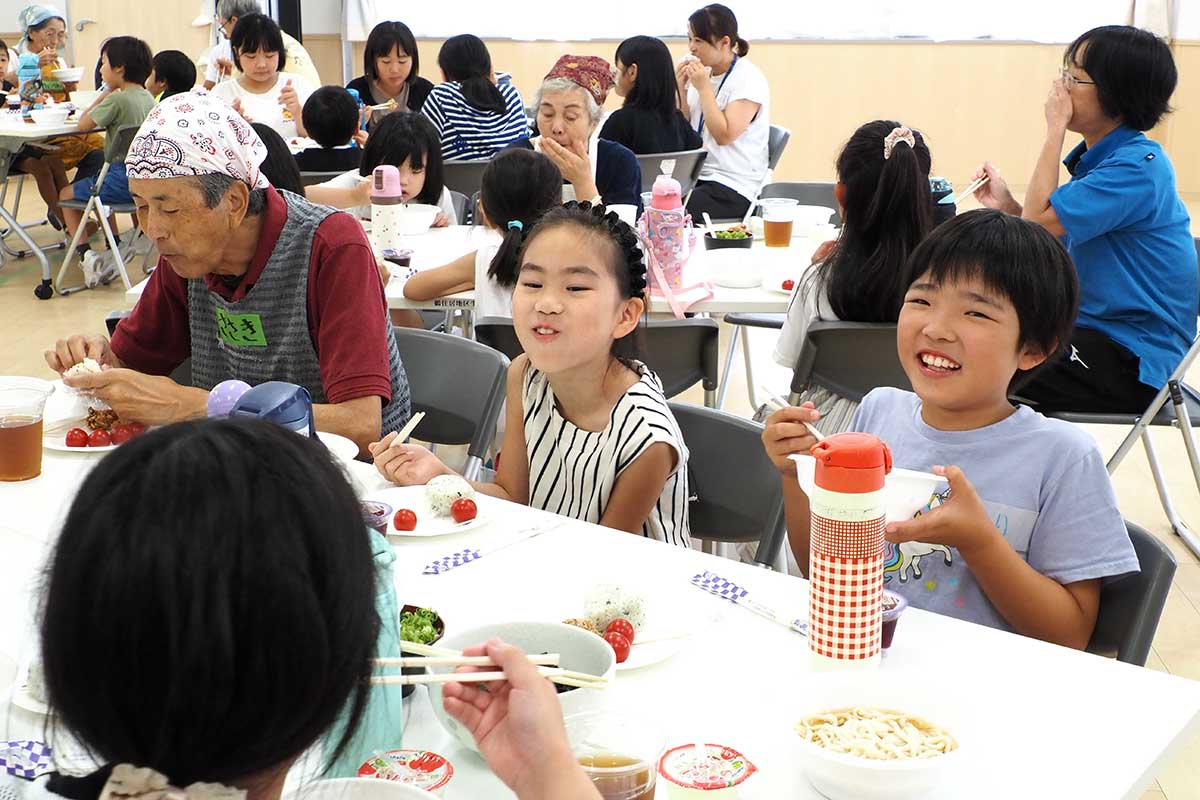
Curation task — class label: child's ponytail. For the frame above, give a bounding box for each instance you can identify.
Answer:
[817,120,933,323]
[482,149,564,287]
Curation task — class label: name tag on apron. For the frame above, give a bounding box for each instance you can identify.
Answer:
[215,308,268,348]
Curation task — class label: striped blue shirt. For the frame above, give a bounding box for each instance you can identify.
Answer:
[421,75,529,161]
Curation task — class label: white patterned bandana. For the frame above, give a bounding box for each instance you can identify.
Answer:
[126,92,269,189]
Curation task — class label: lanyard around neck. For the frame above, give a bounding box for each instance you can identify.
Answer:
[696,54,737,136]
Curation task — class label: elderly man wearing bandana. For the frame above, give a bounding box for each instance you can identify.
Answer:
[510,55,642,210]
[44,93,411,453]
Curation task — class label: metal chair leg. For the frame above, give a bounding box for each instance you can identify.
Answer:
[717,325,740,409]
[55,199,96,295]
[1142,428,1200,560]
[742,325,758,410]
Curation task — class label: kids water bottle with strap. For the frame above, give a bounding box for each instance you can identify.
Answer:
[807,432,891,670]
[371,165,404,253]
[634,174,712,318]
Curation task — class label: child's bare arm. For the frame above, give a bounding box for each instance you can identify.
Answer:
[599,443,676,534]
[886,465,1100,649]
[402,251,477,300]
[488,355,531,505]
[761,404,821,573]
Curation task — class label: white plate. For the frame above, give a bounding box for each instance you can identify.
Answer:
[43,433,119,453]
[763,277,800,296]
[316,430,360,462]
[365,485,491,538]
[11,680,48,716]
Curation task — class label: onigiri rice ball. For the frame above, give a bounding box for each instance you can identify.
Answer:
[425,474,475,516]
[584,584,647,632]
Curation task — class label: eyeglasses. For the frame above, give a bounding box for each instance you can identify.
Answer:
[1059,68,1095,88]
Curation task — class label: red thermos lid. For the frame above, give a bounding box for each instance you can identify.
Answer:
[811,432,892,494]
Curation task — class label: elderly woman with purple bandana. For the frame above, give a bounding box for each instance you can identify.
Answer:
[43,92,411,454]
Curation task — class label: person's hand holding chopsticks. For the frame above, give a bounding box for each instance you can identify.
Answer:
[443,639,602,800]
[761,401,823,478]
[968,162,1021,216]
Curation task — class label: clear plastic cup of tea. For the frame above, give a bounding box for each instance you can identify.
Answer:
[759,198,798,247]
[568,710,666,800]
[0,378,54,481]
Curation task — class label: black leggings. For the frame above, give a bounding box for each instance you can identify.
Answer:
[1013,327,1159,414]
[685,180,751,221]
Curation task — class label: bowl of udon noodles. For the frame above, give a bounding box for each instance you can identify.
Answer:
[792,670,965,800]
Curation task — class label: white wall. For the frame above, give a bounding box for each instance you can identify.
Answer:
[301,0,339,35]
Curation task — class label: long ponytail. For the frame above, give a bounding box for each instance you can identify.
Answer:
[811,120,932,323]
[482,149,564,287]
[438,34,506,115]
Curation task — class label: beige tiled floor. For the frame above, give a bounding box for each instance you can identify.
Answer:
[1,188,1199,799]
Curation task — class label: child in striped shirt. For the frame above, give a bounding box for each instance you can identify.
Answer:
[371,201,692,547]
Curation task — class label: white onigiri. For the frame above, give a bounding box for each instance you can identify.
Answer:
[425,475,475,516]
[584,584,647,632]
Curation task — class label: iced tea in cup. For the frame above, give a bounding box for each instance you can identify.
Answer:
[568,711,666,800]
[760,198,798,247]
[0,378,54,481]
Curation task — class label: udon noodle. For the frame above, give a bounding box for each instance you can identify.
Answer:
[795,707,957,761]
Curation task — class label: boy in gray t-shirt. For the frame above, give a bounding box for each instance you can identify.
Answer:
[763,209,1139,648]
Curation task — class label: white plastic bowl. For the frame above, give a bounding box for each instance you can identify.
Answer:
[792,205,837,233]
[428,621,617,753]
[790,454,947,523]
[791,670,967,800]
[706,247,761,288]
[30,107,70,126]
[282,778,436,800]
[51,67,85,83]
[397,203,440,235]
[68,89,101,107]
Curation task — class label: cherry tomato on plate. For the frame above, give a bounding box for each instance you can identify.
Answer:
[451,498,478,524]
[781,279,795,291]
[109,424,136,445]
[87,429,111,447]
[65,428,89,447]
[605,618,636,644]
[126,421,146,435]
[603,631,631,664]
[393,509,418,531]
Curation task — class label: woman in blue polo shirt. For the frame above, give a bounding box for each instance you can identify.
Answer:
[973,25,1196,413]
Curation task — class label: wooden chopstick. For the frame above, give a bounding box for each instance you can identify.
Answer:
[371,667,565,686]
[759,385,825,442]
[386,411,425,450]
[396,639,609,686]
[373,653,560,668]
[952,175,989,206]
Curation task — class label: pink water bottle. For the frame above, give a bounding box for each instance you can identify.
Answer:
[807,433,891,669]
[370,165,404,252]
[651,174,683,210]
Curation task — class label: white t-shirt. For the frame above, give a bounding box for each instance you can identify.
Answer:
[687,56,770,201]
[773,264,837,369]
[473,241,511,319]
[319,169,458,224]
[211,72,313,140]
[205,30,321,88]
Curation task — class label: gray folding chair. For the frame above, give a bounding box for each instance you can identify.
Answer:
[0,171,67,265]
[57,125,150,295]
[636,149,707,203]
[717,312,785,410]
[787,321,910,433]
[1037,332,1200,561]
[441,159,491,200]
[767,125,791,171]
[391,327,509,480]
[299,170,348,187]
[669,401,787,569]
[1087,521,1176,666]
[759,182,841,225]
[475,317,720,406]
[449,189,471,225]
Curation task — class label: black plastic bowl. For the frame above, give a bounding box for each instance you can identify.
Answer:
[703,232,754,250]
[400,604,445,697]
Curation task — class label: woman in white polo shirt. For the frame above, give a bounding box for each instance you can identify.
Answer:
[677,4,770,220]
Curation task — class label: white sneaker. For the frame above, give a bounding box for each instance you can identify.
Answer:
[80,250,102,288]
[92,249,122,285]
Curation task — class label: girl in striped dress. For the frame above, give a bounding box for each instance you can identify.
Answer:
[371,201,691,547]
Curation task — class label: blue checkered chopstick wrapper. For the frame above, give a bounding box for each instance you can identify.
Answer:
[690,570,808,636]
[423,549,482,575]
[1,740,54,779]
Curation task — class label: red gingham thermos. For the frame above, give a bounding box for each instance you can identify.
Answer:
[808,432,892,669]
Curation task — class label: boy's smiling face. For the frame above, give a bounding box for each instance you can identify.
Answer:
[898,271,1050,430]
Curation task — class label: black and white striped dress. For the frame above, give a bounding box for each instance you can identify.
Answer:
[522,361,691,547]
